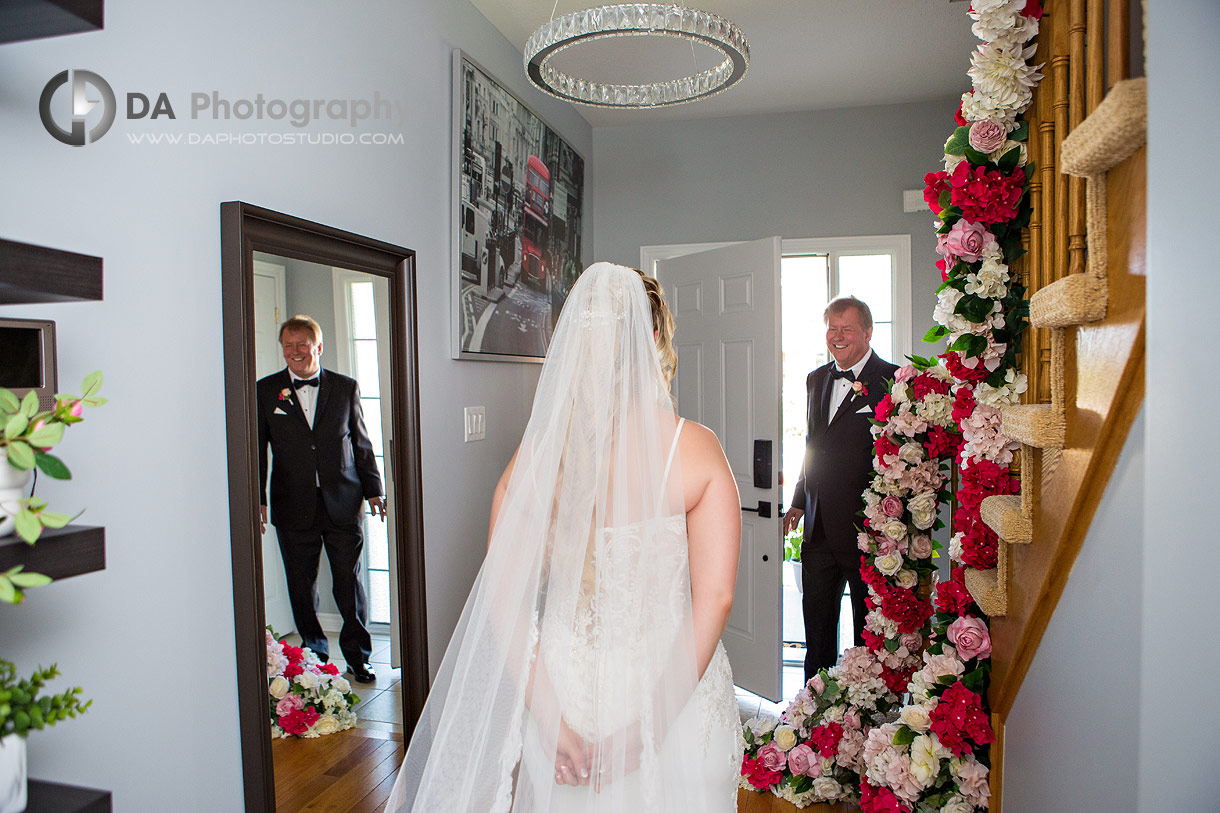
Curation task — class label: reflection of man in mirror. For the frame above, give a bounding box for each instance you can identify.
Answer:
[257,314,386,684]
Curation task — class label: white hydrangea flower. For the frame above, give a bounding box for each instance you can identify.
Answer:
[915,392,955,428]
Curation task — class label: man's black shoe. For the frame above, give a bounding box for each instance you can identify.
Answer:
[347,663,376,684]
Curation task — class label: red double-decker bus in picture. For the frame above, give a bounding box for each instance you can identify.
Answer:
[521,154,550,290]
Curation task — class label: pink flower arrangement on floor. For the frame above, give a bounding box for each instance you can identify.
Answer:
[266,629,361,738]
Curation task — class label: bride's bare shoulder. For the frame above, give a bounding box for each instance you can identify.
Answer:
[677,419,727,463]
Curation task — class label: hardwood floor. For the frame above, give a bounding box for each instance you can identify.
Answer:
[273,726,404,812]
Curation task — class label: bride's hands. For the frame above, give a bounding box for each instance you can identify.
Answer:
[591,721,644,792]
[553,717,591,786]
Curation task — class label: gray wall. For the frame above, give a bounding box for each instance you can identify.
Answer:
[1140,0,1220,807]
[1004,412,1143,810]
[0,1,589,808]
[591,99,962,359]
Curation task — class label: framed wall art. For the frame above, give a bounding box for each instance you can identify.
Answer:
[451,50,587,362]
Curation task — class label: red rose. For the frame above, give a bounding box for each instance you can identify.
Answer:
[923,170,950,212]
[860,780,910,813]
[949,161,1025,226]
[808,722,845,758]
[911,374,951,400]
[874,434,900,466]
[929,682,994,757]
[875,394,895,422]
[1022,0,1043,18]
[924,425,963,460]
[942,352,990,385]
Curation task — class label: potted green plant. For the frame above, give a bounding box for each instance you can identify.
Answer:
[784,524,802,594]
[0,372,105,604]
[0,660,90,813]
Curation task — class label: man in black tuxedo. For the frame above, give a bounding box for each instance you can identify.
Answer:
[258,315,386,683]
[783,296,898,680]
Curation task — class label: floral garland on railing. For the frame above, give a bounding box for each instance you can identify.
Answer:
[740,1,1044,810]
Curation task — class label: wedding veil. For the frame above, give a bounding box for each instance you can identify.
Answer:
[386,262,721,811]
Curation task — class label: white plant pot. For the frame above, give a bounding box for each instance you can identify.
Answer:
[0,452,32,539]
[787,560,803,595]
[0,734,27,813]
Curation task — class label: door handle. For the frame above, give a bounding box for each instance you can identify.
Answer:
[741,500,772,519]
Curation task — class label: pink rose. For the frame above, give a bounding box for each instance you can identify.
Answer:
[758,742,787,773]
[880,496,904,517]
[947,616,992,660]
[787,743,818,777]
[809,674,826,695]
[843,709,862,731]
[275,693,305,716]
[910,534,934,559]
[69,400,84,418]
[894,364,918,383]
[968,119,1007,153]
[944,219,994,263]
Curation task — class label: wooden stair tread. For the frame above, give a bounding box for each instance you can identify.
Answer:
[981,495,1032,544]
[1000,404,1065,449]
[1029,273,1108,329]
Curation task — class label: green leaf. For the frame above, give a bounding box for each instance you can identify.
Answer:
[4,441,35,470]
[19,392,39,418]
[961,669,987,692]
[25,423,64,448]
[14,509,41,544]
[37,512,71,529]
[884,637,900,652]
[9,571,50,588]
[943,126,970,156]
[998,146,1021,173]
[34,453,71,480]
[892,726,916,746]
[1012,121,1030,142]
[0,390,18,414]
[0,578,17,604]
[963,146,991,166]
[922,326,948,344]
[81,371,103,398]
[4,414,28,440]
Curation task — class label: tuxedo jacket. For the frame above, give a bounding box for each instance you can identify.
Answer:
[257,368,383,532]
[791,352,899,549]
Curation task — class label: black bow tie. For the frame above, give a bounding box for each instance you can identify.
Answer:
[830,368,856,382]
[293,377,319,389]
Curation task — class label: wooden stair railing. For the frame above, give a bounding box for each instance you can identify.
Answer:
[960,1,1146,808]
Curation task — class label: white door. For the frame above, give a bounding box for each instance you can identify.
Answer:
[657,237,783,701]
[253,259,295,635]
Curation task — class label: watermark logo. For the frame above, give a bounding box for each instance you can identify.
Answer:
[39,70,116,146]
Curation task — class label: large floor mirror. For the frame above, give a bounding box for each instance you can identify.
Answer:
[221,203,428,811]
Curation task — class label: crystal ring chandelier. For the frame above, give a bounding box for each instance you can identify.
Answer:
[525,4,749,108]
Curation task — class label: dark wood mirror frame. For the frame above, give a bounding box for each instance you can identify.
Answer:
[220,202,429,811]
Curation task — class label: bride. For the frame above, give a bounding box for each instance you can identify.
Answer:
[387,262,743,812]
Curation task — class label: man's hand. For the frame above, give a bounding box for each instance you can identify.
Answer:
[259,505,268,535]
[782,505,804,536]
[369,496,387,522]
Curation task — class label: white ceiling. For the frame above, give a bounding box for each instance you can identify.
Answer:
[469,0,979,127]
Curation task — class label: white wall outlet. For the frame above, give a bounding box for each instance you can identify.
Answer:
[464,406,486,442]
[903,189,926,213]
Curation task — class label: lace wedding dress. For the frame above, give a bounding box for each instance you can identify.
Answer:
[386,263,742,813]
[519,421,743,811]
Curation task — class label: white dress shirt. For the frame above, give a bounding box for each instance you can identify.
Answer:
[827,349,873,420]
[289,371,320,429]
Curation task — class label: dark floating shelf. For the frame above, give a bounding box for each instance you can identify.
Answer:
[26,778,111,813]
[0,238,103,304]
[0,0,104,45]
[0,525,104,581]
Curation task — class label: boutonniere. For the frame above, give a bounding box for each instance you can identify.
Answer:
[278,388,293,402]
[851,380,868,398]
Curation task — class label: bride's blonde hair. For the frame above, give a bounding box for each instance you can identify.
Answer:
[633,268,676,383]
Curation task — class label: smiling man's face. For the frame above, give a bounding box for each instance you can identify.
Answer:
[825,306,872,370]
[281,329,322,378]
